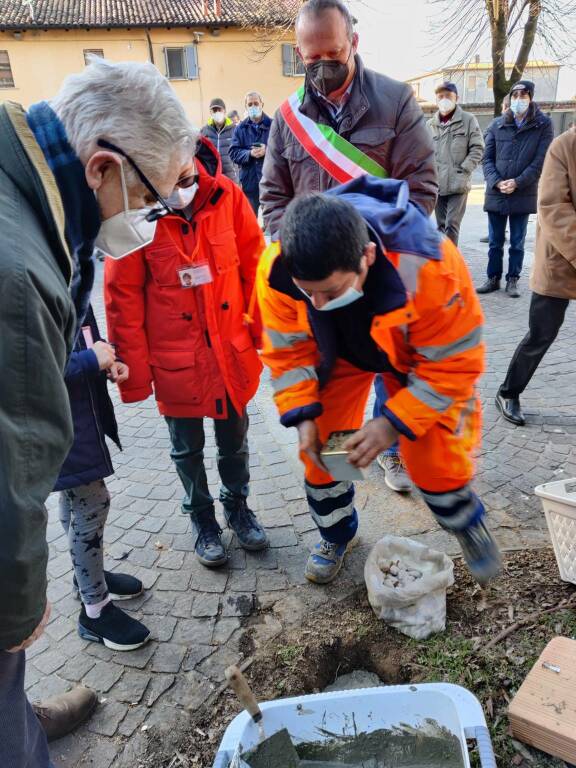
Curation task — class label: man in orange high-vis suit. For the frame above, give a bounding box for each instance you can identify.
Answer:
[257,176,502,586]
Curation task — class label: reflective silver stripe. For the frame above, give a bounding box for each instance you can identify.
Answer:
[397,253,426,294]
[420,485,472,509]
[271,365,317,393]
[265,328,309,350]
[407,374,453,412]
[305,481,352,501]
[309,500,355,528]
[415,326,483,362]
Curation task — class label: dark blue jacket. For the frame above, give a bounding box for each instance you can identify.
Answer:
[483,105,554,215]
[54,306,120,491]
[229,114,272,193]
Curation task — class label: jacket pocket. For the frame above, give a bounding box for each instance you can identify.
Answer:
[144,245,181,287]
[149,349,203,405]
[225,330,261,392]
[208,228,240,275]
[349,126,395,168]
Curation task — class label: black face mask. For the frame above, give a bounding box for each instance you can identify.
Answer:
[306,48,352,97]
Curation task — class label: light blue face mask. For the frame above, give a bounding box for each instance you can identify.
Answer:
[510,98,529,116]
[248,106,262,120]
[298,282,364,311]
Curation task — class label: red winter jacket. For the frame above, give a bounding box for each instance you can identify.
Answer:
[104,138,264,420]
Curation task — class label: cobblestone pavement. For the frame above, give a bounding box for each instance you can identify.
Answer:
[33,198,576,767]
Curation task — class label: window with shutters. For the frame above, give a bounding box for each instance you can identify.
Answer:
[84,49,104,65]
[164,46,198,80]
[0,50,14,88]
[281,44,305,77]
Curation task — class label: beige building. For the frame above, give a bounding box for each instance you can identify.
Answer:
[0,0,304,125]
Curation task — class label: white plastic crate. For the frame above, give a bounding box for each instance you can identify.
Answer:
[535,478,576,584]
[213,683,496,767]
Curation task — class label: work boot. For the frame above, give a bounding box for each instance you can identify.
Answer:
[33,687,98,742]
[505,277,521,298]
[78,603,150,651]
[377,454,413,493]
[476,277,500,294]
[190,508,228,567]
[453,517,502,586]
[223,498,269,551]
[495,391,525,426]
[74,571,143,601]
[305,538,354,584]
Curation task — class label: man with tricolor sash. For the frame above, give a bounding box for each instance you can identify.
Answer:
[260,0,437,236]
[257,175,502,587]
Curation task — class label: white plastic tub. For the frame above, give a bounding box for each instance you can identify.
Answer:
[213,683,496,767]
[535,478,576,584]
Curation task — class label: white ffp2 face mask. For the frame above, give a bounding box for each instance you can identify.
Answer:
[166,182,198,211]
[94,163,158,260]
[298,283,364,311]
[438,98,455,115]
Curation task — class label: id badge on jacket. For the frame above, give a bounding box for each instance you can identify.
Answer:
[178,263,213,288]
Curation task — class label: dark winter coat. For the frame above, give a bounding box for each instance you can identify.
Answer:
[54,306,120,491]
[200,118,238,182]
[229,113,272,194]
[483,104,554,215]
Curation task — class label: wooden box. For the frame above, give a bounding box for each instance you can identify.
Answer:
[508,636,576,763]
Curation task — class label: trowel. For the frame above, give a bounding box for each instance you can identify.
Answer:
[224,665,300,768]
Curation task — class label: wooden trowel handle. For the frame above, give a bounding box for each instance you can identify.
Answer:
[225,665,262,722]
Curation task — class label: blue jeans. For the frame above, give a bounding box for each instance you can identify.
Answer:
[0,650,52,767]
[373,375,399,458]
[487,212,530,280]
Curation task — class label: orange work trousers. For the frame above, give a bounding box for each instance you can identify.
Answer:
[301,359,480,493]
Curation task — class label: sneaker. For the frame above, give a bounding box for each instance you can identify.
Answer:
[223,499,269,551]
[453,518,502,586]
[190,509,228,567]
[74,571,143,601]
[476,277,501,294]
[78,602,150,651]
[505,277,521,298]
[305,538,353,584]
[33,687,98,742]
[377,454,413,493]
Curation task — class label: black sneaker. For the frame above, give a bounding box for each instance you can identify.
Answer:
[476,277,501,294]
[223,499,269,551]
[73,571,143,601]
[78,603,150,651]
[453,517,502,586]
[190,509,228,567]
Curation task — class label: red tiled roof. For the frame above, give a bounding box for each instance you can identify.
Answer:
[0,0,296,29]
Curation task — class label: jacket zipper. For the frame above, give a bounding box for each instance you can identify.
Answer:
[86,374,112,475]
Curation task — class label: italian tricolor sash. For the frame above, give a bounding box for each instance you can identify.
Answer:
[280,86,388,184]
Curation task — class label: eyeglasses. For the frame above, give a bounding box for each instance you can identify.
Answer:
[97,138,175,221]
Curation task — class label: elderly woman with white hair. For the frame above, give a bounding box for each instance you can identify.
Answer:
[229,90,272,215]
[0,57,196,764]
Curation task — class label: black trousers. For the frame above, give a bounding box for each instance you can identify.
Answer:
[500,292,570,398]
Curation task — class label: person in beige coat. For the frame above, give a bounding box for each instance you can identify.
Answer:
[496,128,576,425]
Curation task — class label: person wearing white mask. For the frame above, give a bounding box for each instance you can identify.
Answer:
[201,97,238,182]
[229,91,272,215]
[105,134,269,572]
[427,81,484,246]
[0,57,196,767]
[478,80,554,298]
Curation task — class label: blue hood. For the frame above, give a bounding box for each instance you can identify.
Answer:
[326,176,441,260]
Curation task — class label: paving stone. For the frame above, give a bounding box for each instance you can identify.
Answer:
[157,550,186,570]
[191,593,220,617]
[228,571,257,592]
[24,664,43,691]
[151,643,187,673]
[27,674,71,702]
[157,569,192,591]
[172,617,216,646]
[126,484,152,499]
[163,671,214,709]
[170,594,194,618]
[212,618,241,645]
[112,642,156,670]
[267,526,299,548]
[87,699,128,736]
[121,529,151,548]
[59,654,97,682]
[136,516,165,533]
[126,548,160,568]
[188,565,229,593]
[144,674,175,707]
[117,705,149,737]
[32,649,67,676]
[182,645,216,671]
[221,593,254,617]
[245,549,278,570]
[197,644,243,683]
[83,661,124,693]
[113,512,142,530]
[257,571,289,592]
[110,670,151,704]
[144,614,178,642]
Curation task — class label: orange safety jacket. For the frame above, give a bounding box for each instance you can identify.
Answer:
[256,177,485,441]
